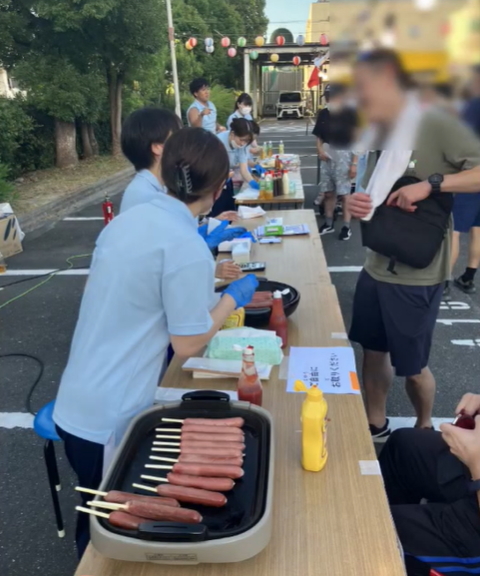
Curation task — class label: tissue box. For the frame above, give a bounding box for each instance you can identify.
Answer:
[218,237,251,253]
[232,239,252,264]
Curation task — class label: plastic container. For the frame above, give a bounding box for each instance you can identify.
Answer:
[294,380,328,472]
[237,346,263,406]
[223,307,245,329]
[268,290,288,347]
[282,171,289,196]
[0,251,6,274]
[279,140,284,155]
[259,175,266,200]
[265,172,274,199]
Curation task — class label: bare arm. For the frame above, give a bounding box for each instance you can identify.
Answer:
[239,162,251,184]
[188,108,204,128]
[170,295,236,357]
[441,166,480,193]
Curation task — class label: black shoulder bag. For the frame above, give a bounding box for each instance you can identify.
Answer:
[360,175,453,273]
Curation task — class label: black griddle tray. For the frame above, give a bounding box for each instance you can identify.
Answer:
[100,391,271,543]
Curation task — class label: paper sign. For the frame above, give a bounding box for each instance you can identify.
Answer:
[286,347,360,395]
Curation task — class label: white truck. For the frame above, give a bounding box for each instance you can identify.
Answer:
[276,91,306,120]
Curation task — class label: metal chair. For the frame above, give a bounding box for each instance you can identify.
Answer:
[33,400,64,537]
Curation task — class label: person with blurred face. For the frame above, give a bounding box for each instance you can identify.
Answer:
[347,50,480,442]
[187,78,225,133]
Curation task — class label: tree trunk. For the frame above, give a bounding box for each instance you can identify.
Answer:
[88,124,99,156]
[54,119,78,168]
[108,71,123,156]
[80,122,94,158]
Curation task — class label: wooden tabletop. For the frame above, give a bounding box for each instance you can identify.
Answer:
[75,209,406,576]
[235,170,305,206]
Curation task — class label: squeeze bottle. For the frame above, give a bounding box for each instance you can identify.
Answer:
[268,290,288,347]
[294,380,328,472]
[237,346,263,406]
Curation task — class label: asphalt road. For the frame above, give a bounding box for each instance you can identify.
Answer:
[1,119,479,576]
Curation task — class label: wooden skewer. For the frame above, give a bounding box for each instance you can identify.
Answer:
[156,427,181,433]
[133,483,157,493]
[141,475,168,483]
[150,455,178,463]
[87,500,123,511]
[76,505,109,519]
[142,464,172,470]
[75,486,107,496]
[155,434,181,439]
[161,418,184,423]
[145,464,172,469]
[153,441,180,447]
[152,447,180,453]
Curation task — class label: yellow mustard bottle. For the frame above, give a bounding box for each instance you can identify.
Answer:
[294,380,328,472]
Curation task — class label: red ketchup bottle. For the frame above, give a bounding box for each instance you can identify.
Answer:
[237,346,263,406]
[268,290,288,347]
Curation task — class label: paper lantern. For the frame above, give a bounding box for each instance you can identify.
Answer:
[185,40,194,50]
[293,56,301,66]
[255,36,265,47]
[276,36,285,46]
[189,37,198,48]
[296,34,305,46]
[237,37,247,48]
[228,47,237,58]
[249,51,259,60]
[205,37,214,47]
[270,53,279,63]
[440,21,450,36]
[206,45,214,54]
[320,33,328,45]
[221,37,231,48]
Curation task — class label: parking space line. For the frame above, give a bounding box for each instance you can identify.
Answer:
[0,412,34,429]
[63,217,103,221]
[2,269,89,276]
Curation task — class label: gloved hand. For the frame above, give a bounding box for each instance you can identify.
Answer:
[249,179,260,190]
[238,231,257,243]
[203,220,229,250]
[223,274,259,309]
[198,223,209,239]
[220,227,248,242]
[253,164,266,177]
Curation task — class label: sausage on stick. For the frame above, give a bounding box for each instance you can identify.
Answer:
[140,472,234,492]
[153,440,246,450]
[133,483,227,507]
[76,506,148,530]
[88,500,202,523]
[75,487,179,507]
[148,454,244,467]
[156,432,244,443]
[151,446,243,458]
[161,417,244,427]
[148,462,244,479]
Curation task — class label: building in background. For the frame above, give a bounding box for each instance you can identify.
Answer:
[0,69,22,99]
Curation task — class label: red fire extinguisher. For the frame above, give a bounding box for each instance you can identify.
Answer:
[102,195,114,225]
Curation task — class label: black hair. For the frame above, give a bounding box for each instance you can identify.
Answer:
[325,83,348,102]
[230,118,254,144]
[190,77,210,96]
[234,92,253,110]
[250,121,260,136]
[162,128,229,205]
[434,83,454,99]
[121,108,182,171]
[356,49,412,90]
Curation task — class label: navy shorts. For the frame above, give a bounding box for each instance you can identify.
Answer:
[452,192,480,233]
[349,270,443,377]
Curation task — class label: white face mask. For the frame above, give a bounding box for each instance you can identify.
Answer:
[240,106,252,116]
[231,139,242,149]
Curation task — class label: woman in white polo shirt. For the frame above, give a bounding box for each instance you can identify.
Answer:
[53,127,258,557]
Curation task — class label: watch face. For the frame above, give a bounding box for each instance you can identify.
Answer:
[429,173,444,185]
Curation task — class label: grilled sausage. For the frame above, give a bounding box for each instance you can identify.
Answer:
[167,472,234,492]
[180,440,245,450]
[183,417,244,428]
[180,432,244,443]
[108,511,147,530]
[124,500,202,524]
[181,425,244,437]
[178,453,244,466]
[179,446,243,458]
[105,490,179,507]
[173,462,244,479]
[156,484,227,507]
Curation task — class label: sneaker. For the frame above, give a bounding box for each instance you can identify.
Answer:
[443,282,452,302]
[319,223,335,235]
[369,419,391,443]
[339,226,352,241]
[454,276,476,294]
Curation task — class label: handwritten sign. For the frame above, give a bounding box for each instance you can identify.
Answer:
[286,347,360,395]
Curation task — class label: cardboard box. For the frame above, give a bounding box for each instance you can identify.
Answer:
[0,214,23,258]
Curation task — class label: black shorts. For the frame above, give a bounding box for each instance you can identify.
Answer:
[349,270,443,377]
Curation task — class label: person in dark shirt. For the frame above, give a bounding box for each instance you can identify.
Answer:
[446,65,480,298]
[313,83,359,241]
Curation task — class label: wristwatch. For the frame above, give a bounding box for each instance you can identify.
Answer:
[468,479,480,494]
[428,173,444,194]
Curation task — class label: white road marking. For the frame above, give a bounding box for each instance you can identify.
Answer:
[63,217,103,221]
[439,301,470,310]
[389,417,451,431]
[0,412,34,429]
[328,266,363,273]
[436,319,480,325]
[2,269,90,276]
[451,339,480,347]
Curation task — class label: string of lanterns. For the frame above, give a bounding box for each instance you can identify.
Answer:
[184,33,328,66]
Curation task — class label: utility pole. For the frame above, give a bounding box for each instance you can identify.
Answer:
[165,0,181,119]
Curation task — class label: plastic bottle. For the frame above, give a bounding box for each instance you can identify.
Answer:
[279,140,285,155]
[265,172,274,199]
[268,290,288,347]
[275,155,282,171]
[282,170,289,196]
[259,175,266,200]
[237,346,263,406]
[268,141,273,157]
[294,380,328,472]
[0,250,6,274]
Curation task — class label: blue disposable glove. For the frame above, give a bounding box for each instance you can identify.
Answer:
[238,231,257,243]
[253,164,266,177]
[223,274,259,309]
[198,223,208,239]
[220,227,248,242]
[249,179,260,191]
[203,220,229,250]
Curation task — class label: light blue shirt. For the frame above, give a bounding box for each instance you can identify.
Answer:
[217,130,248,168]
[53,194,219,445]
[187,100,217,133]
[227,110,253,129]
[120,170,166,214]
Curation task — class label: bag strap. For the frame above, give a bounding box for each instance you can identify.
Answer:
[387,256,398,275]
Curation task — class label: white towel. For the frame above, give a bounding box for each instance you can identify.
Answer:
[357,92,425,221]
